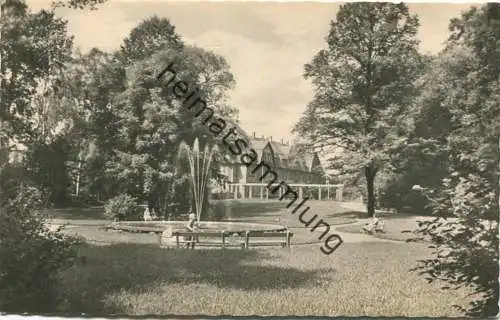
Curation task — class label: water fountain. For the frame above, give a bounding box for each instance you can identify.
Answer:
[107,138,287,247]
[177,138,217,223]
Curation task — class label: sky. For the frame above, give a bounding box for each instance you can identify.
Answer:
[27,0,478,144]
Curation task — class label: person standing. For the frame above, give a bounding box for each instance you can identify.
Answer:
[185,212,198,249]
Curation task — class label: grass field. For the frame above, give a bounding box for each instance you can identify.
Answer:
[49,200,473,316]
[59,242,471,316]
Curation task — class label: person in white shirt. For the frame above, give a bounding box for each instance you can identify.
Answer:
[185,212,198,248]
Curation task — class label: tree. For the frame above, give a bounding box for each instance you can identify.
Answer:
[294,3,424,217]
[1,0,82,206]
[117,16,183,65]
[378,53,448,214]
[0,0,98,312]
[1,0,73,139]
[106,43,236,213]
[51,0,107,10]
[410,4,499,317]
[80,15,187,205]
[58,49,123,203]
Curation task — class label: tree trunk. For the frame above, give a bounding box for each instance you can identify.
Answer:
[365,165,378,218]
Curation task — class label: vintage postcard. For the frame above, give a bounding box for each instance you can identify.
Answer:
[1,0,498,318]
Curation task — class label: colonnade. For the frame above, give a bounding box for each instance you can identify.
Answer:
[226,183,344,201]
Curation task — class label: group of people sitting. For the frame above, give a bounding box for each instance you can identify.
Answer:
[363,216,385,234]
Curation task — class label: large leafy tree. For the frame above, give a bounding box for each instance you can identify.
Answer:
[411,4,499,316]
[1,0,106,136]
[0,0,102,311]
[60,48,125,203]
[57,15,181,203]
[1,0,73,139]
[108,45,236,211]
[1,0,79,206]
[117,16,183,65]
[106,17,237,212]
[294,3,424,217]
[51,0,107,10]
[378,53,447,214]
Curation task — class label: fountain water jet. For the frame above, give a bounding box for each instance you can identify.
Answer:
[178,138,219,222]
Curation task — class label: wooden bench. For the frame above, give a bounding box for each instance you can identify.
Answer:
[242,230,293,249]
[169,230,293,249]
[172,231,229,248]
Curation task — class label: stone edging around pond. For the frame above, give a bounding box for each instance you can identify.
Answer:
[106,220,288,234]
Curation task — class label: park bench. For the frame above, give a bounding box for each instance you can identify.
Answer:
[172,231,230,248]
[242,230,293,249]
[169,230,293,249]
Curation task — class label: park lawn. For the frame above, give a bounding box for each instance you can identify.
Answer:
[58,241,472,317]
[229,200,359,227]
[52,202,474,316]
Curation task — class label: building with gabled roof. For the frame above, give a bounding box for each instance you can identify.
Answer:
[219,128,326,186]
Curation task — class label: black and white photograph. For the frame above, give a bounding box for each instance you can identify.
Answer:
[0,0,499,318]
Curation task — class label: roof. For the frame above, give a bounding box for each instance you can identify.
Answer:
[221,125,323,174]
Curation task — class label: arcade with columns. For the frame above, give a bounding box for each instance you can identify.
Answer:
[226,182,344,201]
[218,129,344,202]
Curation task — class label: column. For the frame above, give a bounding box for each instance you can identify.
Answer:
[240,184,245,199]
[299,187,303,199]
[266,188,269,200]
[249,186,253,199]
[327,186,330,200]
[318,186,322,200]
[234,185,238,199]
[260,186,263,200]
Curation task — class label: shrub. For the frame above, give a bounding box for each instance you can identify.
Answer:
[210,191,232,200]
[378,176,433,214]
[207,200,228,221]
[104,194,139,221]
[0,165,80,313]
[410,5,499,316]
[341,186,363,202]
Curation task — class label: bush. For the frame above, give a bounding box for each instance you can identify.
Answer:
[0,165,80,313]
[207,201,228,221]
[104,194,139,221]
[210,192,233,200]
[341,186,363,202]
[378,177,433,214]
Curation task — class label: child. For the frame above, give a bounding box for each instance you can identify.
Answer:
[185,212,198,248]
[143,207,152,221]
